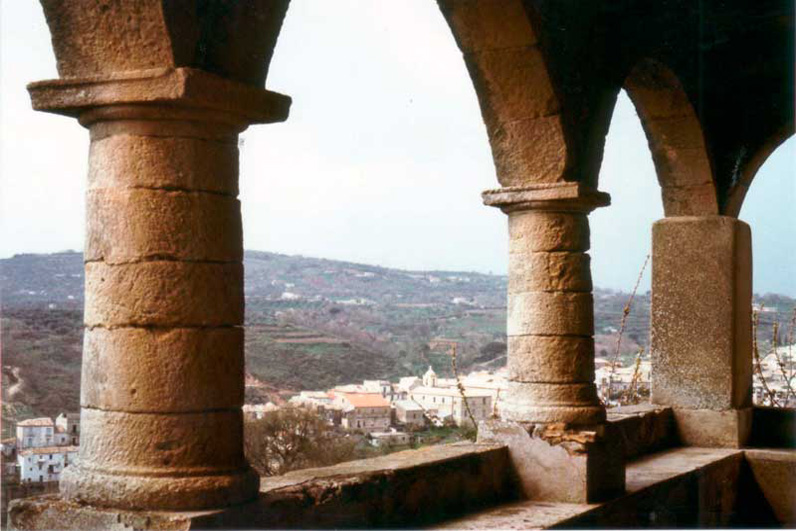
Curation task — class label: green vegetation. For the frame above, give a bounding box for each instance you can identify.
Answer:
[2,251,794,429]
[1,309,82,437]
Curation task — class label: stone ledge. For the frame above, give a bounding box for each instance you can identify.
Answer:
[607,404,678,460]
[9,443,515,530]
[437,447,796,529]
[744,449,796,526]
[435,447,750,529]
[11,426,793,530]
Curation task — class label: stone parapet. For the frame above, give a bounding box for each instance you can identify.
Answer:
[9,443,515,529]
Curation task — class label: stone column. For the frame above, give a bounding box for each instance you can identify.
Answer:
[27,68,290,511]
[651,216,753,447]
[479,184,623,503]
[483,183,610,426]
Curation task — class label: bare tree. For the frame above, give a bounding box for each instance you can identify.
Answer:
[244,407,357,476]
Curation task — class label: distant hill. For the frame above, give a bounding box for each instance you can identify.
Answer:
[2,251,793,437]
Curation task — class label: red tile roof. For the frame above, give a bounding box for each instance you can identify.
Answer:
[341,393,390,408]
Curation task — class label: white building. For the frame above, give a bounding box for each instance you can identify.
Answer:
[409,367,492,427]
[460,370,509,417]
[242,403,278,420]
[17,446,78,483]
[395,377,421,401]
[55,413,80,446]
[363,380,394,401]
[16,418,55,449]
[369,430,411,448]
[394,400,426,428]
[289,391,335,411]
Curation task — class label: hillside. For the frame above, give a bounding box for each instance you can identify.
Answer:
[2,251,793,437]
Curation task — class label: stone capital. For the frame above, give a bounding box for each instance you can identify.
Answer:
[27,67,291,128]
[482,182,610,214]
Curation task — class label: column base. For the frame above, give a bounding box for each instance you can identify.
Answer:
[478,419,625,503]
[673,408,753,448]
[60,463,259,511]
[8,494,257,530]
[500,381,606,426]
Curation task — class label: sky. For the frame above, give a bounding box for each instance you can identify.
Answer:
[1,1,794,295]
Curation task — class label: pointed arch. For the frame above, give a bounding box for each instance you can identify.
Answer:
[624,59,718,216]
[438,0,566,187]
[723,125,793,218]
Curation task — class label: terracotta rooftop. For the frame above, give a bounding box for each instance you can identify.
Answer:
[341,393,390,408]
[17,418,54,427]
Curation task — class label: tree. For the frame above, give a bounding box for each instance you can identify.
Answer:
[244,407,357,476]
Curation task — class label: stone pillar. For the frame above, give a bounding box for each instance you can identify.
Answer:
[483,183,610,426]
[27,69,290,511]
[479,183,624,503]
[651,216,753,447]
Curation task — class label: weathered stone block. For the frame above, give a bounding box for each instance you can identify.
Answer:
[82,327,244,412]
[478,420,625,503]
[438,0,537,53]
[508,291,594,336]
[489,115,567,186]
[509,210,590,252]
[674,408,753,448]
[508,251,592,293]
[464,46,559,124]
[651,216,752,410]
[77,407,245,472]
[84,261,244,327]
[85,188,242,264]
[508,335,595,383]
[89,135,239,195]
[660,183,720,216]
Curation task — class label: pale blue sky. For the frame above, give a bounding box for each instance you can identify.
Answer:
[1,0,794,295]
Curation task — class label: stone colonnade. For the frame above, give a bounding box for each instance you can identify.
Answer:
[28,68,290,510]
[19,0,789,519]
[483,184,610,426]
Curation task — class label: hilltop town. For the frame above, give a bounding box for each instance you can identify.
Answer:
[3,251,794,438]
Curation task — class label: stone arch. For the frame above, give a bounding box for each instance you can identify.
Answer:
[624,59,718,216]
[723,125,793,218]
[438,0,566,188]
